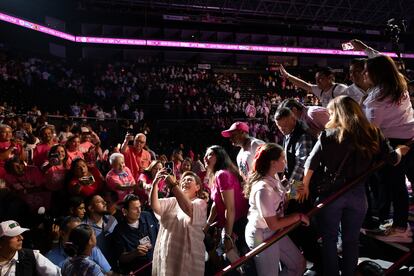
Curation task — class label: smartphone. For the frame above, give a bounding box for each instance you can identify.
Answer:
[165,161,174,175]
[49,153,60,165]
[79,175,95,185]
[341,42,354,51]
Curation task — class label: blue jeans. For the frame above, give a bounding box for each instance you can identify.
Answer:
[317,186,367,276]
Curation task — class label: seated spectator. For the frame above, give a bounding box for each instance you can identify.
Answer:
[79,127,100,154]
[61,224,104,276]
[66,197,86,220]
[170,149,183,176]
[120,133,152,182]
[150,171,207,275]
[0,220,61,275]
[4,157,51,213]
[137,160,166,200]
[176,157,193,180]
[83,195,118,264]
[79,127,103,167]
[0,124,26,178]
[57,124,73,144]
[32,125,57,167]
[66,158,103,197]
[112,194,158,275]
[41,144,68,191]
[105,153,136,204]
[65,135,84,167]
[46,216,111,273]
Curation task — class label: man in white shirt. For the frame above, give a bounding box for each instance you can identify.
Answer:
[221,121,264,180]
[0,220,61,276]
[278,65,362,107]
[344,58,371,103]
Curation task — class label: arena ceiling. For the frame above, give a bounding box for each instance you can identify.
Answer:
[84,0,414,28]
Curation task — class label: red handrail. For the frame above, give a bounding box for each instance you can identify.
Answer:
[129,261,152,275]
[215,161,386,275]
[385,246,414,275]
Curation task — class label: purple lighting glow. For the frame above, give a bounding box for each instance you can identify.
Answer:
[1,11,414,59]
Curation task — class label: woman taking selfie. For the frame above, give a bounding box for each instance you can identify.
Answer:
[361,54,414,242]
[150,170,207,275]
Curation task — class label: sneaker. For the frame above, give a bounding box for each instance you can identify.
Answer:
[372,227,413,243]
[379,219,393,231]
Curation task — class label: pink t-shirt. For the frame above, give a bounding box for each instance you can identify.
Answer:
[106,167,136,203]
[0,141,23,178]
[33,143,56,167]
[210,170,248,228]
[44,163,67,191]
[66,150,84,167]
[4,166,51,212]
[122,147,152,181]
[79,141,94,153]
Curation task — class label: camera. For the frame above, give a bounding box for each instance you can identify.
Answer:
[165,161,174,175]
[385,18,407,43]
[49,153,60,165]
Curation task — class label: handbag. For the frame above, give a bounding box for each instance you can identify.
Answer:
[309,150,350,197]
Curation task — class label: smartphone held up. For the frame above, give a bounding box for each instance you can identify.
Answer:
[341,42,354,51]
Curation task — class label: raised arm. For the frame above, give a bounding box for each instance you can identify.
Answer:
[149,171,164,215]
[279,64,313,93]
[120,133,133,153]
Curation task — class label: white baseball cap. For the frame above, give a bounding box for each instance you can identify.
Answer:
[0,220,29,238]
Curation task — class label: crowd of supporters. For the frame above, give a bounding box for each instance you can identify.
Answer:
[0,39,414,276]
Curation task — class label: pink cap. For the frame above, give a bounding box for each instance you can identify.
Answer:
[221,122,249,138]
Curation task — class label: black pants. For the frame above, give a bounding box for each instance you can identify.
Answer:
[377,138,412,228]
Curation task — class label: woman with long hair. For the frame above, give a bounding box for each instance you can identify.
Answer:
[61,224,104,276]
[150,170,207,275]
[362,55,414,242]
[42,144,69,191]
[66,158,103,197]
[203,145,248,262]
[298,96,408,276]
[244,143,308,275]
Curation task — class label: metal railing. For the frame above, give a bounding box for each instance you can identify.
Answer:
[215,161,386,275]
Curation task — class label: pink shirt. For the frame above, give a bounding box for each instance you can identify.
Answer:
[210,170,248,228]
[5,166,50,212]
[33,143,56,167]
[79,141,94,153]
[0,141,23,178]
[301,106,330,137]
[44,164,67,191]
[122,146,152,181]
[66,150,84,167]
[106,167,136,203]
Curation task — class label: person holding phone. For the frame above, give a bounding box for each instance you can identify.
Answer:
[120,133,152,183]
[67,158,103,197]
[150,171,207,276]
